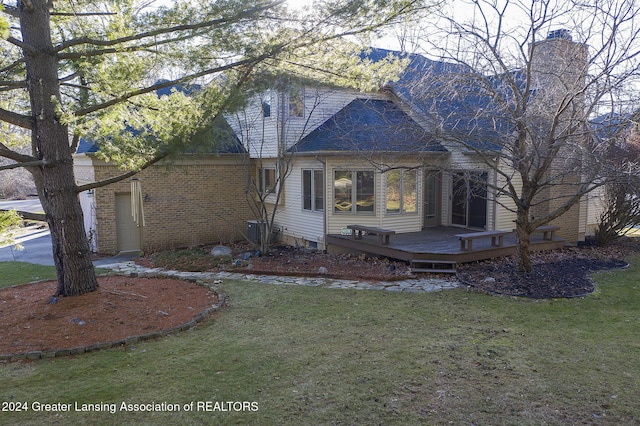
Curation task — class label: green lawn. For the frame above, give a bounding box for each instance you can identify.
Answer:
[1,257,639,425]
[0,262,58,288]
[0,263,110,288]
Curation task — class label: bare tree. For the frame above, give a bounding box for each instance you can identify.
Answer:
[594,123,640,245]
[395,0,640,274]
[0,0,430,296]
[232,82,339,254]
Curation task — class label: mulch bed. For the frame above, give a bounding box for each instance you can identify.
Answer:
[456,238,638,298]
[457,256,629,298]
[140,236,640,299]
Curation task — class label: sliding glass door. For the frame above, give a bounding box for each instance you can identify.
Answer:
[451,172,487,229]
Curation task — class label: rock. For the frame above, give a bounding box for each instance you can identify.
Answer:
[484,277,496,283]
[241,252,253,260]
[318,266,329,275]
[210,245,232,257]
[70,318,85,325]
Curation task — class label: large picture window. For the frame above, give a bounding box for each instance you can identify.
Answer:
[303,169,324,212]
[334,170,375,214]
[385,169,417,214]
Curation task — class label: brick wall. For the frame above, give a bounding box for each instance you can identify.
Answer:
[90,155,254,254]
[530,172,582,244]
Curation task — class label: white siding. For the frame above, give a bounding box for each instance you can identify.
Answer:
[273,158,326,248]
[228,94,279,158]
[441,171,451,226]
[583,186,606,236]
[495,159,520,231]
[230,88,348,157]
[75,154,98,251]
[228,87,388,159]
[443,150,498,230]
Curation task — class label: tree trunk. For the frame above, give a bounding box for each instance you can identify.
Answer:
[514,207,533,274]
[20,0,98,296]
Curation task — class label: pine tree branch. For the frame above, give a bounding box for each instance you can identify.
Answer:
[75,152,169,193]
[6,36,38,56]
[0,142,36,163]
[54,1,287,52]
[0,106,33,129]
[73,54,274,118]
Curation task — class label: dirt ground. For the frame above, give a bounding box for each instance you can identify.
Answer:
[216,244,415,281]
[0,276,218,357]
[142,239,640,298]
[1,236,638,357]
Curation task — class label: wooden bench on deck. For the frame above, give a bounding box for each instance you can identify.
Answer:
[532,225,560,240]
[346,225,396,246]
[455,230,511,251]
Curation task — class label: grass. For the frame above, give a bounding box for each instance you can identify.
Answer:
[1,256,640,424]
[0,263,111,288]
[0,262,58,288]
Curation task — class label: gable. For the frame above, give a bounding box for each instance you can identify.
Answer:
[372,48,513,152]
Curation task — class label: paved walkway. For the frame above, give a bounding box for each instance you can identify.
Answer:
[100,261,459,293]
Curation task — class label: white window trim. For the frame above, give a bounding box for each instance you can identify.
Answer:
[302,169,324,212]
[333,169,376,215]
[385,169,418,215]
[258,167,279,203]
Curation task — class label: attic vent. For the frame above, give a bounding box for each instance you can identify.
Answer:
[547,29,572,41]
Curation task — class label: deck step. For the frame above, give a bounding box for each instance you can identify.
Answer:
[411,268,457,274]
[411,259,457,274]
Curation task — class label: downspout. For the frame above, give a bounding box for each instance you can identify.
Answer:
[314,154,328,252]
[324,158,328,252]
[493,156,499,231]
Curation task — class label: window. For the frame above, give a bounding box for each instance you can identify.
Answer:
[259,167,277,195]
[303,169,324,211]
[385,169,417,214]
[262,101,271,118]
[262,91,272,117]
[334,170,375,214]
[289,86,304,117]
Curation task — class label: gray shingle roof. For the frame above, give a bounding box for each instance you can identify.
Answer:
[291,98,446,154]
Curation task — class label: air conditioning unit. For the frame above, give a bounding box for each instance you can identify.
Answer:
[247,220,266,244]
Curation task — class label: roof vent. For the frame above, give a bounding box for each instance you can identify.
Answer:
[547,29,572,41]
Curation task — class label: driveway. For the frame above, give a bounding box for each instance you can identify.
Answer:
[0,233,55,265]
[1,199,137,267]
[0,198,43,214]
[0,199,53,265]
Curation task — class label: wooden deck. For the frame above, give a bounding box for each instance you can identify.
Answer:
[326,226,566,273]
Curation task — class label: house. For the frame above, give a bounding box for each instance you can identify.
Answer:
[228,31,603,252]
[75,118,252,254]
[75,30,603,256]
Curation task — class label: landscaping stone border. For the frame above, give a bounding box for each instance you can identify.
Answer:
[2,260,460,361]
